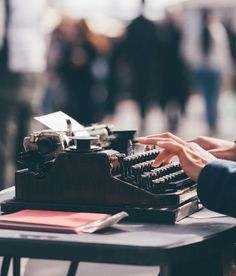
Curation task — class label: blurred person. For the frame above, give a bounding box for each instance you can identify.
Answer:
[107,35,134,118]
[108,0,161,133]
[157,11,191,132]
[42,19,69,114]
[56,19,98,126]
[223,14,236,94]
[138,132,236,217]
[192,9,232,135]
[0,0,58,189]
[89,33,111,122]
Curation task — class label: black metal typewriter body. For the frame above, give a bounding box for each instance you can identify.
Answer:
[1,129,200,223]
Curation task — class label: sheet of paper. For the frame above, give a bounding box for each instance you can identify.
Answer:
[79,211,129,233]
[35,111,89,136]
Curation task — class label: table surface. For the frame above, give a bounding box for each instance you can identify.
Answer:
[0,187,235,266]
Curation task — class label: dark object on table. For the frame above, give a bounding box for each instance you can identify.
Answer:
[2,127,200,222]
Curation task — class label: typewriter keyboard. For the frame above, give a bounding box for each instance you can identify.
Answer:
[119,149,194,194]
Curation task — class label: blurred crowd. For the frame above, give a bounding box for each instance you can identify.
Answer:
[0,0,236,189]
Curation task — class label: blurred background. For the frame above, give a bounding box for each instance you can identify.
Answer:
[1,0,236,189]
[1,1,236,275]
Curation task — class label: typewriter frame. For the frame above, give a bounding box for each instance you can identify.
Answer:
[1,150,200,223]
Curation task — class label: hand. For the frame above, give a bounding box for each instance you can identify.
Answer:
[137,132,216,182]
[188,136,236,161]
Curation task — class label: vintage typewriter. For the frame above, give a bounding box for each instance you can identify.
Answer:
[1,122,200,223]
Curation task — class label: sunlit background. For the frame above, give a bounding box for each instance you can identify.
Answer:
[1,0,236,274]
[1,0,236,190]
[48,0,236,139]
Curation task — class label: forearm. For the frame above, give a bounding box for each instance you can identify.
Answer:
[228,142,236,161]
[189,136,236,161]
[209,142,236,161]
[197,159,236,217]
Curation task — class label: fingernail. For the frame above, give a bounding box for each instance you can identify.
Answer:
[152,160,161,167]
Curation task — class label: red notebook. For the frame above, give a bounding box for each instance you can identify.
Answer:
[0,209,128,234]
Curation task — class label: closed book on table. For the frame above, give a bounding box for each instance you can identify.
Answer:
[0,209,128,234]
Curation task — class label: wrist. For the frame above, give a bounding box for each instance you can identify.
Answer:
[233,141,236,161]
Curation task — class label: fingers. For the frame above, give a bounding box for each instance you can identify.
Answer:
[156,140,184,154]
[152,149,174,166]
[137,136,186,154]
[137,137,185,148]
[163,154,175,164]
[138,132,185,145]
[187,136,217,150]
[137,137,164,146]
[152,140,184,167]
[137,133,185,167]
[138,134,215,182]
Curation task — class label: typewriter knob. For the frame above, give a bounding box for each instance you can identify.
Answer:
[111,129,136,155]
[68,136,101,152]
[37,136,59,155]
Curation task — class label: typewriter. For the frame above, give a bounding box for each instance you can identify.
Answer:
[1,122,200,223]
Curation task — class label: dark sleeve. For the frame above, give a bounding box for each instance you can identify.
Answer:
[197,159,236,217]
